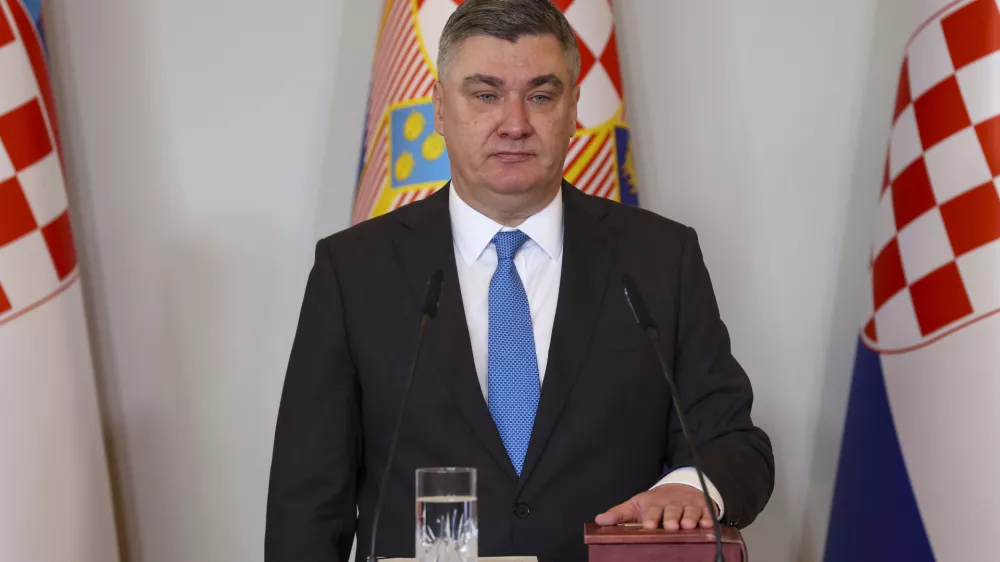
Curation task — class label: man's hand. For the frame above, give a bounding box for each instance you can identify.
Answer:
[595,484,718,531]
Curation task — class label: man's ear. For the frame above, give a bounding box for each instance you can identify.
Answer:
[433,81,445,135]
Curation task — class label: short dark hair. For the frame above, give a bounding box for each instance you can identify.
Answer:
[437,0,581,84]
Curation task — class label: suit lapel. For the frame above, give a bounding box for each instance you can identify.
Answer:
[391,185,519,482]
[518,182,617,490]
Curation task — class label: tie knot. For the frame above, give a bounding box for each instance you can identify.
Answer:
[492,230,530,261]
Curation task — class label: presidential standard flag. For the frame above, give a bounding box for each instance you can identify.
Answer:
[351,0,638,224]
[0,0,120,560]
[826,1,1000,560]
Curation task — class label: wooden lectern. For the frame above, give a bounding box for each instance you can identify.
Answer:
[583,523,747,561]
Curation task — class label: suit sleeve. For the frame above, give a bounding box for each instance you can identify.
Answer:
[265,239,362,562]
[667,226,775,528]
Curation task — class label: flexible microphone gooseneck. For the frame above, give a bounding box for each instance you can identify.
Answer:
[367,269,444,562]
[622,274,725,562]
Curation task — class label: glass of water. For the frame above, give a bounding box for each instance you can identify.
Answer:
[415,467,478,562]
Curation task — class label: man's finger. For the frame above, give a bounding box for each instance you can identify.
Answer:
[642,504,662,530]
[594,501,634,526]
[699,505,714,529]
[679,504,701,530]
[660,503,683,532]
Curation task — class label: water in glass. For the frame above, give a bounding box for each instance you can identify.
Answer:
[416,494,478,562]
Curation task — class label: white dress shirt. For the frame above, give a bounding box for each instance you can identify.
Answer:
[448,186,724,516]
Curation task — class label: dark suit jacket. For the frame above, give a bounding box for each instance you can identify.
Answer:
[265,181,774,562]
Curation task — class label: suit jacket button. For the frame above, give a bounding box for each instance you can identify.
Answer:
[513,502,531,519]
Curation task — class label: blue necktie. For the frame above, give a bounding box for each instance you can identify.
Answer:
[487,230,541,476]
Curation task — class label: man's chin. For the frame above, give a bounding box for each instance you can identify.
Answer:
[482,173,555,197]
[482,182,545,201]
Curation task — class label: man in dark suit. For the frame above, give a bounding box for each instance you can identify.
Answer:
[265,1,774,560]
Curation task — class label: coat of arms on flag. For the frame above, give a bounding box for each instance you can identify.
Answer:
[0,0,77,325]
[864,0,1000,353]
[351,0,638,224]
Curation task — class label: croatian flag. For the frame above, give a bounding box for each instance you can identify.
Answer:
[825,1,1000,560]
[0,0,119,560]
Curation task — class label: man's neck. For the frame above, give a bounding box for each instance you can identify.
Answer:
[450,178,561,227]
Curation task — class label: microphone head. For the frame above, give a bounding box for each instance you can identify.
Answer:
[622,274,657,331]
[421,269,444,317]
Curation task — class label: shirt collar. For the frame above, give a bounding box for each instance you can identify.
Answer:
[449,183,564,265]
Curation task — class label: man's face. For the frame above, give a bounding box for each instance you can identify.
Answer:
[433,34,579,202]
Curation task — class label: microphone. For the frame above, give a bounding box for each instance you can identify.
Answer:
[622,274,725,562]
[368,269,444,562]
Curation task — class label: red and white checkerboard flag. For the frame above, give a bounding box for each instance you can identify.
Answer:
[826,1,1000,559]
[0,1,119,560]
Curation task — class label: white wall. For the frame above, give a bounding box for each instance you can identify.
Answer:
[613,2,892,560]
[45,0,381,560]
[46,0,912,561]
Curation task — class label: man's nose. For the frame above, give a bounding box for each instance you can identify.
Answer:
[498,98,532,139]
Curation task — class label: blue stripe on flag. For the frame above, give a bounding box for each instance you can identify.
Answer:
[21,0,41,25]
[824,340,934,561]
[17,0,46,51]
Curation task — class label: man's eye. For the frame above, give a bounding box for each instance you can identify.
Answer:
[530,94,552,103]
[477,93,498,102]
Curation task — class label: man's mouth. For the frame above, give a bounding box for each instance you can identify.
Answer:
[492,151,534,162]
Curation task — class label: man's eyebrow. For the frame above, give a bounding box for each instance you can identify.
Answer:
[463,74,504,88]
[461,74,566,92]
[527,74,565,91]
